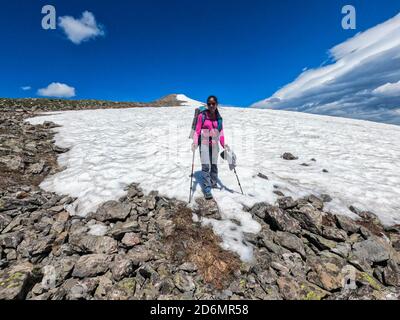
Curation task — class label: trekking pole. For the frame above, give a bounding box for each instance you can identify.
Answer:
[233,168,244,195]
[189,150,196,203]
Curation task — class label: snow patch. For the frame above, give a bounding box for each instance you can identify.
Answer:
[176,94,204,107]
[27,107,400,259]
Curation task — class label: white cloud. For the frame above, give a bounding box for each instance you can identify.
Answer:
[373,81,400,97]
[37,82,76,98]
[21,86,31,91]
[58,11,105,45]
[252,13,400,125]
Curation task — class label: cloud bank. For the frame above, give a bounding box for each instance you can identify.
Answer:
[21,86,31,91]
[37,82,76,98]
[58,11,105,45]
[252,13,400,125]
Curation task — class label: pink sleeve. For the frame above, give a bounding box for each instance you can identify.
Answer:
[193,113,203,146]
[220,127,225,148]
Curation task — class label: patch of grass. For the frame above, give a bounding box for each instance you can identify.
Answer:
[167,205,241,290]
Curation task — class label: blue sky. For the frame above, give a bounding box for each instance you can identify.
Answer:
[1,0,399,106]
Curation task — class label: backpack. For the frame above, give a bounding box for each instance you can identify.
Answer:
[189,106,223,139]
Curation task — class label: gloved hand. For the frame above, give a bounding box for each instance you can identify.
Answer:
[191,143,198,152]
[224,144,230,152]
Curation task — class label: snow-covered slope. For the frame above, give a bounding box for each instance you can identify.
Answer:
[27,107,400,261]
[175,94,204,107]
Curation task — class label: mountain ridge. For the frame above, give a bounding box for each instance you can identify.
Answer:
[0,94,202,112]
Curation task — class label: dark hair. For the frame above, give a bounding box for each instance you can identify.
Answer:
[207,95,218,105]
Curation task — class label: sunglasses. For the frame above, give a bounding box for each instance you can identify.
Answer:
[207,102,217,107]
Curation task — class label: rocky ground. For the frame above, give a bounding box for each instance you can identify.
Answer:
[0,108,400,300]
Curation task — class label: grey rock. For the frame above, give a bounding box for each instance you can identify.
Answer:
[352,239,390,264]
[277,197,297,210]
[335,214,360,234]
[0,231,23,249]
[111,254,136,281]
[108,220,140,239]
[0,213,12,232]
[107,278,136,300]
[72,254,112,278]
[302,231,337,251]
[274,231,306,259]
[307,195,324,210]
[282,153,298,161]
[0,262,41,300]
[174,273,196,292]
[321,226,348,242]
[91,201,132,222]
[307,255,346,292]
[264,205,301,234]
[292,204,323,234]
[69,234,118,255]
[383,260,400,287]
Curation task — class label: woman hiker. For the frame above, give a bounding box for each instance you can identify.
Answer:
[192,96,229,200]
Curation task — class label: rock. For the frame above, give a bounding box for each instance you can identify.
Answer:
[69,234,118,255]
[111,254,136,281]
[27,160,46,174]
[351,239,390,264]
[127,246,153,265]
[121,233,141,248]
[178,262,198,273]
[302,231,337,251]
[271,262,290,275]
[17,234,55,259]
[277,197,297,210]
[277,276,329,300]
[321,194,333,203]
[0,213,12,232]
[107,278,136,300]
[281,252,307,278]
[174,273,196,292]
[331,242,351,259]
[274,231,306,259]
[94,274,113,299]
[307,195,324,210]
[41,265,57,290]
[254,267,277,285]
[0,262,41,300]
[321,226,347,242]
[307,255,346,292]
[257,173,269,180]
[72,254,112,278]
[0,231,23,249]
[382,260,400,287]
[91,201,132,222]
[282,153,298,161]
[157,278,175,295]
[292,205,323,234]
[249,202,269,219]
[108,220,140,239]
[389,232,400,251]
[47,256,77,287]
[264,205,301,234]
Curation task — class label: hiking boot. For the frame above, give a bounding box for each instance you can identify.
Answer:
[211,182,219,189]
[204,191,213,200]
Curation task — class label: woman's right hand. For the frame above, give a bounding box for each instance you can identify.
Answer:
[191,143,198,152]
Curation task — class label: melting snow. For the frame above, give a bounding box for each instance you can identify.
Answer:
[27,107,400,261]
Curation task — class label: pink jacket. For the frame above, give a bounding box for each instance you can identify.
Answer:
[193,111,225,148]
